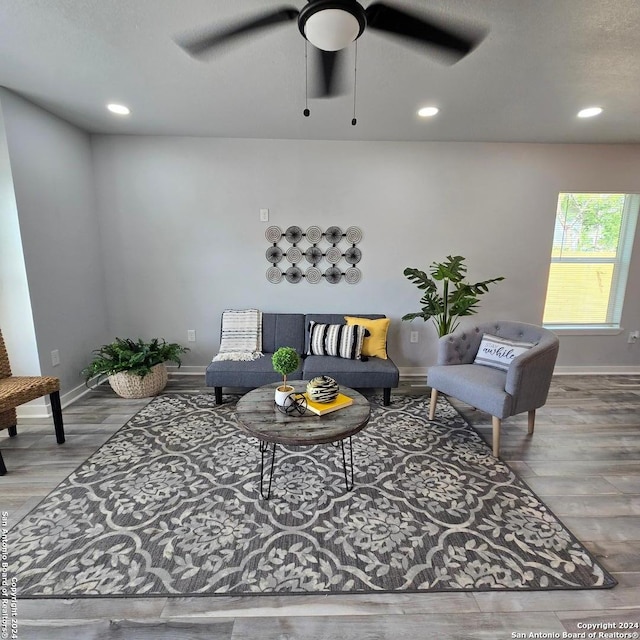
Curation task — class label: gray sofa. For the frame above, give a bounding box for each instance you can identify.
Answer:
[205,313,399,405]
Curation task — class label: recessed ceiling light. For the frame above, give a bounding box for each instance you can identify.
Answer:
[107,103,131,116]
[577,107,602,118]
[417,106,439,118]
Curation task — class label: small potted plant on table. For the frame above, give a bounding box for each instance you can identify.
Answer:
[271,346,300,407]
[82,337,189,399]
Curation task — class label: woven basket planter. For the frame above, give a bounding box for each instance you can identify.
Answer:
[108,363,168,399]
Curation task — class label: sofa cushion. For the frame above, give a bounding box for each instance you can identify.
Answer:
[344,316,390,359]
[261,313,305,354]
[303,354,399,390]
[307,321,366,360]
[428,364,512,418]
[206,353,303,388]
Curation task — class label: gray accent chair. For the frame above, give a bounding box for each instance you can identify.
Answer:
[427,321,559,458]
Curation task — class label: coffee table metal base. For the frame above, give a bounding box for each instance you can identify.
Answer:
[236,382,369,500]
[257,437,354,500]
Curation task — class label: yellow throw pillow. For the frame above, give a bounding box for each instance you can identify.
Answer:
[344,316,390,359]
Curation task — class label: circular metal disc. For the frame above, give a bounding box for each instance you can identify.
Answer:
[266,266,283,283]
[265,226,282,243]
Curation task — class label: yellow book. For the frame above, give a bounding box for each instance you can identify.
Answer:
[303,392,353,416]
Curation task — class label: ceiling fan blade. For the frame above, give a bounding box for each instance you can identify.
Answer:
[365,2,482,61]
[312,48,347,98]
[177,6,299,58]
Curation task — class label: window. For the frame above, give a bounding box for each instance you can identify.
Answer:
[543,193,639,330]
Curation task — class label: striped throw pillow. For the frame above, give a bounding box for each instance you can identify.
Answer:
[307,322,367,360]
[473,333,535,372]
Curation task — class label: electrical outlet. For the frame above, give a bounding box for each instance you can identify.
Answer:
[51,349,60,367]
[187,329,196,342]
[259,208,269,222]
[410,331,419,343]
[628,330,639,344]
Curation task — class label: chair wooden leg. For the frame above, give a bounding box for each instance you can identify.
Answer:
[214,387,222,405]
[8,426,17,437]
[492,416,501,458]
[383,388,391,406]
[429,388,438,420]
[50,391,65,444]
[0,450,6,476]
[528,409,536,435]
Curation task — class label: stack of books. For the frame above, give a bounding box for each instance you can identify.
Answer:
[302,392,353,416]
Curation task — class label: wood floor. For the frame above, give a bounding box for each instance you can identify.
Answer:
[1,375,639,639]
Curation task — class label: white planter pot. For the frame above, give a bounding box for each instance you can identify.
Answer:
[274,385,295,407]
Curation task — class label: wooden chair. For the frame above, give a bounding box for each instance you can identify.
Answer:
[0,329,65,475]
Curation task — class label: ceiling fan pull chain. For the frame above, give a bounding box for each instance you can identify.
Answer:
[303,40,310,117]
[351,41,358,126]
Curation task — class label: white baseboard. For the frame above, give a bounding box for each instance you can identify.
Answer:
[553,365,640,375]
[399,367,428,379]
[401,366,640,378]
[169,364,640,380]
[168,366,208,375]
[16,381,94,419]
[19,365,636,417]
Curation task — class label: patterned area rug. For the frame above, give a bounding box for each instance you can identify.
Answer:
[8,393,615,597]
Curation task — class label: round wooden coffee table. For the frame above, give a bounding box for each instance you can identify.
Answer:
[235,381,370,499]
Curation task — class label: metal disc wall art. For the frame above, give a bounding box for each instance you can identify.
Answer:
[265,226,282,243]
[325,266,342,284]
[344,267,362,284]
[305,226,323,244]
[325,226,343,244]
[286,247,303,264]
[285,266,303,283]
[266,246,283,263]
[266,266,283,283]
[305,246,323,264]
[285,226,303,244]
[264,225,362,284]
[305,266,322,284]
[325,246,342,264]
[345,226,363,244]
[344,247,361,264]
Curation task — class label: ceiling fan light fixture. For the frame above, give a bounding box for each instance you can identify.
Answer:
[299,2,366,51]
[577,106,603,118]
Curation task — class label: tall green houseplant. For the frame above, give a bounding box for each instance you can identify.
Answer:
[402,255,505,336]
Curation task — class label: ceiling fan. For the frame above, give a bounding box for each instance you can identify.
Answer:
[177,0,485,99]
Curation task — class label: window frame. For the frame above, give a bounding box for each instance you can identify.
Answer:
[542,192,639,334]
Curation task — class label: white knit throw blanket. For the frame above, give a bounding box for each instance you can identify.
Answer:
[212,309,263,362]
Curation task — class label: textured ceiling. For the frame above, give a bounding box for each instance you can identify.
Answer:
[1,0,639,142]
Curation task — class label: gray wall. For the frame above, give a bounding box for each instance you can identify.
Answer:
[0,89,110,393]
[2,89,639,391]
[0,102,40,377]
[91,136,640,371]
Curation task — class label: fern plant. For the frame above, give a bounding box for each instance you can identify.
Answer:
[402,255,505,336]
[81,338,189,382]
